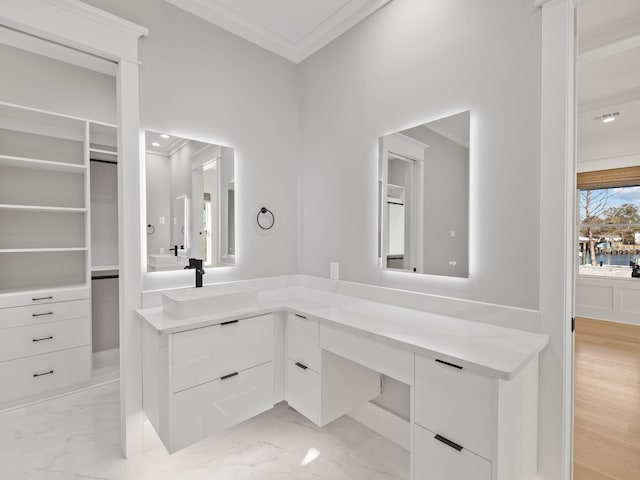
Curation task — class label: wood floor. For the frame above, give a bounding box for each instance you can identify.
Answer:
[574,317,640,480]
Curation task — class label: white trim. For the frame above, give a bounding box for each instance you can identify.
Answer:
[578,32,640,64]
[423,123,469,148]
[348,401,410,451]
[578,87,640,114]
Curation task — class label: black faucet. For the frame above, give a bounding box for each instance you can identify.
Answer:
[184,258,205,287]
[169,245,178,256]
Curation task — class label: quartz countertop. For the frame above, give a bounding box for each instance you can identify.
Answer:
[136,286,549,380]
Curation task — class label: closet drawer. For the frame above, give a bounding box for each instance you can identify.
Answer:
[0,299,90,330]
[286,358,320,426]
[0,317,90,362]
[287,313,320,372]
[414,424,492,480]
[0,345,90,403]
[172,314,274,393]
[415,354,495,460]
[171,361,274,453]
[0,287,90,310]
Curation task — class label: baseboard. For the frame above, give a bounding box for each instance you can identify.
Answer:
[348,401,410,451]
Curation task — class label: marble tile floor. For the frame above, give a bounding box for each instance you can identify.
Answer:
[0,382,409,480]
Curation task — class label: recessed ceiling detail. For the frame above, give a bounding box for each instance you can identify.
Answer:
[166,0,393,63]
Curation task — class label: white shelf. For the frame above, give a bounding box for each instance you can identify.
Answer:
[0,204,87,213]
[0,155,86,173]
[89,148,117,156]
[0,247,88,253]
[91,265,119,272]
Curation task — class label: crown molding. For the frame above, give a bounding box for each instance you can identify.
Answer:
[166,0,392,63]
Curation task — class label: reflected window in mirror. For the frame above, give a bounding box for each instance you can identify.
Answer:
[378,110,469,278]
[145,131,235,272]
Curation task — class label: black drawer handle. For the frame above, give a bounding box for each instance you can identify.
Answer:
[435,359,463,370]
[434,434,463,452]
[295,362,308,370]
[294,314,307,319]
[220,320,239,326]
[32,296,53,301]
[32,312,53,317]
[32,336,54,342]
[33,370,54,378]
[220,372,239,380]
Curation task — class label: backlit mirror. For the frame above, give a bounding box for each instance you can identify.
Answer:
[145,131,235,272]
[378,111,469,277]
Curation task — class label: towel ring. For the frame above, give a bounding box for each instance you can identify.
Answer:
[147,224,156,235]
[257,207,275,230]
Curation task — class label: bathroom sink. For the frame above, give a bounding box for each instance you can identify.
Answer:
[161,284,258,319]
[149,254,178,266]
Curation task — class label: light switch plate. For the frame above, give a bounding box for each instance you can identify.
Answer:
[330,262,339,280]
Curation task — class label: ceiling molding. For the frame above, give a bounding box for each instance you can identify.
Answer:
[578,32,640,64]
[166,0,392,63]
[579,87,640,113]
[423,124,469,149]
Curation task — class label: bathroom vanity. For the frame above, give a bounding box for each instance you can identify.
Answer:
[138,285,548,480]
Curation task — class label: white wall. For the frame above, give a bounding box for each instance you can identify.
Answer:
[84,0,300,292]
[299,0,541,310]
[145,152,171,255]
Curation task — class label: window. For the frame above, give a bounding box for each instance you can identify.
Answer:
[577,167,640,277]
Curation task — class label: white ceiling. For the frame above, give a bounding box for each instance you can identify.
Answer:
[577,0,640,168]
[166,0,393,63]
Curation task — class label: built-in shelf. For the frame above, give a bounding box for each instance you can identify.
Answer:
[0,155,86,173]
[0,247,88,253]
[89,148,117,156]
[0,204,87,213]
[0,283,89,297]
[91,265,119,272]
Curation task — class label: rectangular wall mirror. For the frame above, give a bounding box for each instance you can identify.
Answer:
[378,110,469,278]
[145,130,235,272]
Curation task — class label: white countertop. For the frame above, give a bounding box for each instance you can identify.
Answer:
[136,286,549,380]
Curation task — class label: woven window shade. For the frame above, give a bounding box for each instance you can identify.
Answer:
[577,166,640,190]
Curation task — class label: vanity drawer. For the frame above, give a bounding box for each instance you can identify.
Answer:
[0,287,90,310]
[320,323,414,385]
[0,317,90,362]
[171,361,274,453]
[172,314,274,393]
[414,354,495,460]
[286,313,320,372]
[0,345,90,403]
[286,358,320,426]
[0,299,91,330]
[414,423,492,480]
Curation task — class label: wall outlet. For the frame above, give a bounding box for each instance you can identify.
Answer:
[330,262,339,280]
[450,230,456,238]
[448,260,457,266]
[160,247,165,254]
[160,216,165,225]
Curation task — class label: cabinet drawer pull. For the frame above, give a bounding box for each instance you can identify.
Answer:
[435,359,463,370]
[220,320,239,326]
[294,314,307,319]
[32,296,53,301]
[295,362,308,370]
[33,370,54,378]
[220,372,239,380]
[32,336,54,342]
[32,312,53,317]
[434,434,463,452]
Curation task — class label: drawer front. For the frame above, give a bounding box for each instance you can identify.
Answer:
[172,314,274,393]
[415,354,495,460]
[320,323,414,385]
[171,361,274,453]
[286,359,320,426]
[286,313,320,372]
[0,299,91,330]
[0,287,90,310]
[414,424,492,480]
[0,317,90,362]
[0,345,91,403]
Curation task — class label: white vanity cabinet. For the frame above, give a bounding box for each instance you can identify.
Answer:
[143,313,276,453]
[413,354,539,480]
[0,287,91,403]
[285,313,382,428]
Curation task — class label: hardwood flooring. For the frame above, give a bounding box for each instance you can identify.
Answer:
[574,317,640,480]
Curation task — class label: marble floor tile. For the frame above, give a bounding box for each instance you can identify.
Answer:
[0,383,409,480]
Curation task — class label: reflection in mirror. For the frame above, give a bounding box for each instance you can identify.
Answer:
[145,131,235,272]
[378,111,469,277]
